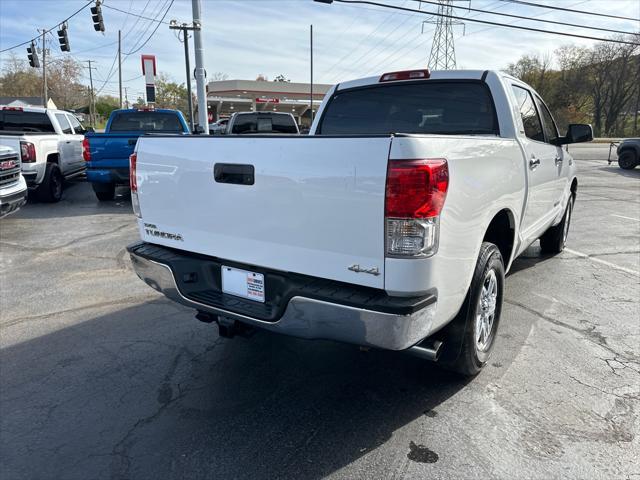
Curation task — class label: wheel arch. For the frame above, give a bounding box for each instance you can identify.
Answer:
[46,152,59,164]
[482,208,516,270]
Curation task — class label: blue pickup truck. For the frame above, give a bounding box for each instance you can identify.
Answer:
[84,108,189,201]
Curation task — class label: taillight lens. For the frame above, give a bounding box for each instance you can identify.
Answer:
[385,159,448,257]
[19,141,36,163]
[82,138,91,161]
[130,152,141,217]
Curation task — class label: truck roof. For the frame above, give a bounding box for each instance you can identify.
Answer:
[0,105,76,115]
[336,69,490,91]
[110,108,182,115]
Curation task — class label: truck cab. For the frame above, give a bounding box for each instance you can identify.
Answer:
[84,108,189,201]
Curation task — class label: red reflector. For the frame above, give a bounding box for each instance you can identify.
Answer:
[385,159,448,218]
[130,153,137,192]
[2,106,23,111]
[82,137,91,161]
[379,69,430,82]
[19,141,36,163]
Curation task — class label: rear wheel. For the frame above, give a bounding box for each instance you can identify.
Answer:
[618,150,638,170]
[439,242,504,376]
[36,163,63,203]
[92,183,116,202]
[540,195,573,254]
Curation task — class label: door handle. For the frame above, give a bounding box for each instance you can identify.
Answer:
[529,157,541,170]
[214,163,254,185]
[554,156,563,166]
[65,141,71,144]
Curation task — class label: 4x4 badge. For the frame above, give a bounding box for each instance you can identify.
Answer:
[348,264,380,276]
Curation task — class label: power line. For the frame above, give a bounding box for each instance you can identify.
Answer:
[124,0,174,55]
[498,0,640,23]
[325,0,640,45]
[0,0,94,53]
[102,3,172,25]
[408,0,638,36]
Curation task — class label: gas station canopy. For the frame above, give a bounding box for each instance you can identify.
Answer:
[206,79,332,125]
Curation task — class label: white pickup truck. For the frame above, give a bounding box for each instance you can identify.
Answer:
[0,106,87,202]
[127,69,592,375]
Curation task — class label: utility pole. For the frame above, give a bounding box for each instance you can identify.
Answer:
[84,60,97,127]
[191,0,208,133]
[41,30,47,106]
[169,21,195,131]
[118,30,123,108]
[124,87,129,109]
[310,24,314,125]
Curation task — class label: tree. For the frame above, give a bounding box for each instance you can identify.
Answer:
[155,73,189,116]
[0,53,87,109]
[94,95,120,117]
[273,74,290,82]
[255,74,268,81]
[210,71,228,81]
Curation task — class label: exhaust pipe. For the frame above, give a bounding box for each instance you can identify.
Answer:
[406,340,443,362]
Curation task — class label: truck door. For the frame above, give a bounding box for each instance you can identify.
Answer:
[534,95,569,205]
[511,85,559,240]
[54,113,77,173]
[66,114,87,171]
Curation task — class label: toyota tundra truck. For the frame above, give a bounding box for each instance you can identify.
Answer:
[127,69,592,375]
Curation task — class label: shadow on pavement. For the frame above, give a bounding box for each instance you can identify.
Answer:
[0,298,484,480]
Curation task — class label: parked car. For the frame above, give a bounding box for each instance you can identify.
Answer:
[127,69,592,375]
[616,138,639,170]
[209,118,229,135]
[0,145,28,218]
[226,111,299,134]
[0,106,87,202]
[84,108,190,201]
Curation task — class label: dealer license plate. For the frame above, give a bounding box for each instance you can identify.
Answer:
[221,266,265,303]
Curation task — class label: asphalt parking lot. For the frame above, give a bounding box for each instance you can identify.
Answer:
[0,143,638,480]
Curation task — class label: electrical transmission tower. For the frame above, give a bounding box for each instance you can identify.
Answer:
[421,0,465,70]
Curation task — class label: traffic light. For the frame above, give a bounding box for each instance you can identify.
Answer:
[91,2,105,32]
[57,24,70,52]
[27,42,40,68]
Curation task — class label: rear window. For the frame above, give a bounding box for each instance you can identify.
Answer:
[231,114,298,134]
[0,111,55,133]
[109,112,184,133]
[318,81,497,135]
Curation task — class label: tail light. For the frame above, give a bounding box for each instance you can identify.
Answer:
[19,141,36,162]
[379,69,430,82]
[385,159,448,257]
[82,137,91,161]
[130,152,141,217]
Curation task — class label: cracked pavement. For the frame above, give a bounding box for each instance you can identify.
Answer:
[0,144,638,479]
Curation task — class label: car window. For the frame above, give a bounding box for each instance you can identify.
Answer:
[109,112,184,132]
[511,85,544,142]
[0,111,55,133]
[67,114,86,134]
[318,81,498,135]
[55,113,73,134]
[534,95,559,144]
[231,114,298,134]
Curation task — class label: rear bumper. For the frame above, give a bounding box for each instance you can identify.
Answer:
[127,242,437,350]
[87,167,129,184]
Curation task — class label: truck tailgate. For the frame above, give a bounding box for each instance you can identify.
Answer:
[88,133,138,165]
[135,136,391,288]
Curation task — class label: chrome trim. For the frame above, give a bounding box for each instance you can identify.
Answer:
[129,251,437,351]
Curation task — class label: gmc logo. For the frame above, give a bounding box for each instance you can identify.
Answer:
[0,160,16,170]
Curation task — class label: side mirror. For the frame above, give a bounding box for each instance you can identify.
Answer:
[85,126,95,133]
[555,124,593,145]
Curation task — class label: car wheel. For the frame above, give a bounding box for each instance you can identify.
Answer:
[540,195,573,254]
[438,242,504,376]
[92,183,116,202]
[618,150,638,170]
[36,163,63,203]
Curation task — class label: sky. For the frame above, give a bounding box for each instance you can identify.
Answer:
[0,0,638,101]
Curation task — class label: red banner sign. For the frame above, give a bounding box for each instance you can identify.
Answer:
[255,98,280,104]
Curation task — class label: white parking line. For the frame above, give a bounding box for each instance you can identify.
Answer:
[565,248,640,277]
[611,214,640,222]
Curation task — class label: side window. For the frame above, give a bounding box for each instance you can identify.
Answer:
[55,113,72,134]
[535,96,559,144]
[68,115,86,134]
[511,85,544,142]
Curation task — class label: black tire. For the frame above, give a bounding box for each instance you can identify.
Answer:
[92,183,116,202]
[35,163,63,203]
[438,242,505,376]
[540,195,574,254]
[618,150,638,170]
